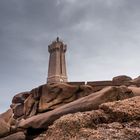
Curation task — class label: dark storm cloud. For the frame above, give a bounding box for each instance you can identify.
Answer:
[0,0,140,112]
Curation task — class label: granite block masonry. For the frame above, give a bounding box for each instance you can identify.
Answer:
[47,37,68,83]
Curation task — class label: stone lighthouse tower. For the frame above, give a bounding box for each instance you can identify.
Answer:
[47,37,68,83]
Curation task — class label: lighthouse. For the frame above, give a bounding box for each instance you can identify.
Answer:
[47,37,68,83]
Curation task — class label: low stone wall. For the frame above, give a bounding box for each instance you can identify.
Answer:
[87,81,140,87]
[67,81,140,88]
[67,82,85,85]
[129,82,140,87]
[67,80,140,93]
[87,81,113,86]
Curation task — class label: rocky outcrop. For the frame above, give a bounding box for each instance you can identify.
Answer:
[1,78,140,140]
[45,96,140,140]
[0,83,94,139]
[38,83,79,112]
[38,84,93,112]
[18,86,133,129]
[23,83,93,118]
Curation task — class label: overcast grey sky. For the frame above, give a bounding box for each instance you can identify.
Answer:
[0,0,140,113]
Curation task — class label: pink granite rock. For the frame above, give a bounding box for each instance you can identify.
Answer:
[112,75,132,84]
[18,86,133,129]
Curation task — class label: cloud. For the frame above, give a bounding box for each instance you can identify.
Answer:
[0,0,140,113]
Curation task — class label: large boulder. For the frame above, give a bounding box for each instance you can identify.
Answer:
[0,118,10,137]
[112,75,132,85]
[45,96,140,140]
[38,83,93,112]
[38,83,79,112]
[23,83,93,117]
[18,86,133,129]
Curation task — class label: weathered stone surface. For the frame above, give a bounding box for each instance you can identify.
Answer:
[100,96,140,122]
[45,110,107,140]
[74,121,140,140]
[23,83,93,118]
[45,96,140,140]
[46,120,140,140]
[76,84,93,98]
[38,83,79,112]
[12,92,29,104]
[13,104,24,119]
[18,86,42,118]
[0,131,26,140]
[29,102,39,118]
[128,86,140,96]
[0,118,10,137]
[33,131,47,140]
[9,116,17,126]
[90,85,107,93]
[11,92,30,119]
[18,86,133,129]
[112,75,132,84]
[131,76,140,84]
[31,86,42,100]
[94,121,140,140]
[23,93,36,117]
[0,109,12,123]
